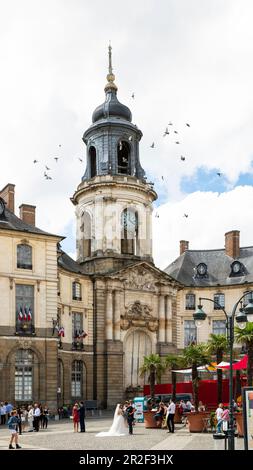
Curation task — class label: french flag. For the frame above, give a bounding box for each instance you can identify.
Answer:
[18,307,23,321]
[23,307,27,321]
[27,308,32,321]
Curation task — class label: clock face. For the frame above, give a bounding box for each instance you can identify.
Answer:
[123,210,137,229]
[232,262,241,273]
[197,263,207,276]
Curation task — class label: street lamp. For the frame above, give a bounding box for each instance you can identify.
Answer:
[193,292,253,451]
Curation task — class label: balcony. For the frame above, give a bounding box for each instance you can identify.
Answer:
[15,323,35,336]
[71,341,84,351]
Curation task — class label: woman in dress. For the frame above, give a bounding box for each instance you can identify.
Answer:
[72,403,79,432]
[96,404,128,437]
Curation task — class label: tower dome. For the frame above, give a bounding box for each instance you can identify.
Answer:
[92,45,132,123]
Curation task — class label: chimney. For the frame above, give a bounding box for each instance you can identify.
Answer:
[225,230,240,258]
[180,240,189,255]
[0,183,15,212]
[19,204,36,226]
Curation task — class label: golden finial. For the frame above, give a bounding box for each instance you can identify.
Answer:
[105,42,117,92]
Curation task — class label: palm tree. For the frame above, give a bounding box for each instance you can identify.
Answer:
[235,322,253,386]
[207,334,228,403]
[182,343,211,411]
[165,354,186,402]
[139,354,166,400]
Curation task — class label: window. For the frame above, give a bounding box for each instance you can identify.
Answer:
[72,312,83,349]
[117,141,130,175]
[213,293,225,310]
[16,284,34,334]
[185,294,196,310]
[212,320,226,335]
[184,320,197,346]
[17,244,32,269]
[121,208,138,255]
[243,291,253,306]
[72,282,82,301]
[71,360,83,397]
[15,349,33,401]
[89,146,97,178]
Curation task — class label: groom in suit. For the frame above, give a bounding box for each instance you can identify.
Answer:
[126,401,135,435]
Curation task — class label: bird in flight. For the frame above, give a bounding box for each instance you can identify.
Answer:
[33,159,38,164]
[150,142,155,148]
[175,141,180,144]
[131,93,135,99]
[45,165,51,171]
[180,156,185,161]
[54,157,59,163]
[183,214,188,218]
[155,213,159,218]
[78,158,83,162]
[59,144,62,147]
[168,121,173,126]
[217,172,222,177]
[163,127,169,137]
[161,176,164,180]
[174,130,178,134]
[186,123,190,127]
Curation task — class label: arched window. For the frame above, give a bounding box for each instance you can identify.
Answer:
[121,208,138,255]
[80,211,91,258]
[117,141,130,175]
[17,244,32,269]
[71,360,83,397]
[124,330,152,388]
[72,282,82,301]
[89,146,97,178]
[15,349,33,401]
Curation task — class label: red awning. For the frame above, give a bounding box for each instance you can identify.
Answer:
[218,355,248,370]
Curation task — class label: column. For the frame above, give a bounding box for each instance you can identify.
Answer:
[165,296,172,343]
[114,290,121,340]
[106,289,113,340]
[158,295,166,342]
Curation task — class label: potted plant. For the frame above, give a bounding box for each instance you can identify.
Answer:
[140,354,166,428]
[182,343,211,432]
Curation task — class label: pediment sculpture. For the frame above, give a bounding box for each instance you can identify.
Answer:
[123,267,157,292]
[120,301,158,332]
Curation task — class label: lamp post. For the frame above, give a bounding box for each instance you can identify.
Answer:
[193,292,253,451]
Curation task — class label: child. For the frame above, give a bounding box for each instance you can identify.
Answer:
[8,410,21,449]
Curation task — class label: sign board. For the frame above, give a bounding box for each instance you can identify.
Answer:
[133,397,144,423]
[242,387,253,450]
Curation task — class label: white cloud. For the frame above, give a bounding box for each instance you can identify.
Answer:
[153,186,253,269]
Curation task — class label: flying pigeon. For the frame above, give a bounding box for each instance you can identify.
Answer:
[78,158,83,162]
[54,157,59,163]
[186,123,190,127]
[129,136,133,141]
[33,159,38,164]
[155,213,159,218]
[175,141,180,144]
[168,121,173,126]
[180,156,186,161]
[131,93,135,99]
[45,165,51,171]
[184,214,188,218]
[174,130,178,134]
[150,142,155,148]
[163,127,170,137]
[217,172,222,177]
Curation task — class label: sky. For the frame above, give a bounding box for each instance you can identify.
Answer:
[1,0,253,269]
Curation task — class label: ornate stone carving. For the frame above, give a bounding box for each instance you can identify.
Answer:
[123,267,157,291]
[120,301,158,332]
[16,339,33,349]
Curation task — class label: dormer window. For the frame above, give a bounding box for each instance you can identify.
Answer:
[196,263,207,277]
[230,261,244,276]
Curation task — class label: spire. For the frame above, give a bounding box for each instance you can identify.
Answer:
[105,42,118,92]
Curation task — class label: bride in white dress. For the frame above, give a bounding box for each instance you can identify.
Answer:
[96,403,128,437]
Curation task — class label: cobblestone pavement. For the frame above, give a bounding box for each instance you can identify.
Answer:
[0,417,245,451]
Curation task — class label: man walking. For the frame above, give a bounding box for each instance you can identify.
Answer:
[79,401,86,432]
[167,399,176,433]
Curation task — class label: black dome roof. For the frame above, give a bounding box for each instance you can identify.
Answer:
[92,90,132,123]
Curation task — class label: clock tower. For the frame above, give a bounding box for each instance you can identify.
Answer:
[72,46,157,273]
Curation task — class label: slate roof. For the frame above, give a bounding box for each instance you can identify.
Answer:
[0,208,61,238]
[57,250,84,275]
[164,247,253,287]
